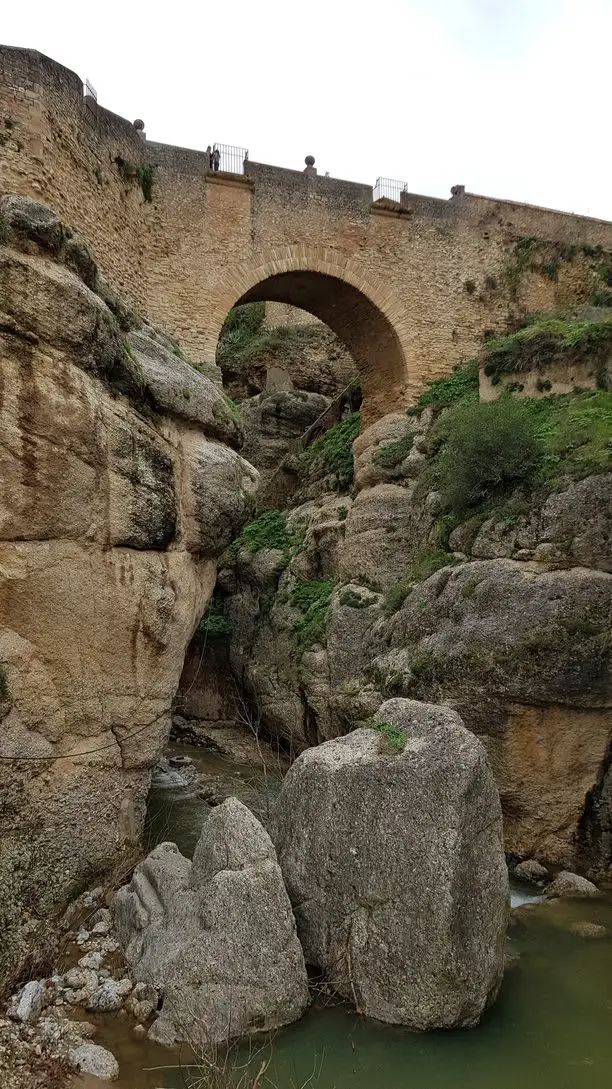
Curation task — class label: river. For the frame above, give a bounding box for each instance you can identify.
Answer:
[87,743,612,1089]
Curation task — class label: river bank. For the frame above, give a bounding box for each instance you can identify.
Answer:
[4,740,611,1089]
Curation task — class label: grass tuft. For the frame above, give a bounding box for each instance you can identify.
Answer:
[302,412,361,489]
[364,717,406,753]
[290,579,334,649]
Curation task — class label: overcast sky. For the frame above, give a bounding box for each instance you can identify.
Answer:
[3,0,612,219]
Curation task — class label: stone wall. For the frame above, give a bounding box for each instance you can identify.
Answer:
[0,47,151,306]
[2,44,612,423]
[264,302,322,329]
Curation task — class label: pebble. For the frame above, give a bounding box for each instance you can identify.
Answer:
[12,982,45,1024]
[63,967,98,994]
[91,908,113,936]
[82,887,104,908]
[78,952,103,970]
[87,978,132,1013]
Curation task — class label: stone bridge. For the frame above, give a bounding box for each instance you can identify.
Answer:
[2,45,612,421]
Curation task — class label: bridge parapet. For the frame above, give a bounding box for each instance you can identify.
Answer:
[3,42,612,423]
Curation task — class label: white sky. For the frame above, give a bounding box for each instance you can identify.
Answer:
[3,0,612,220]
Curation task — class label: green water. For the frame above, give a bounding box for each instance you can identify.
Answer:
[97,745,612,1089]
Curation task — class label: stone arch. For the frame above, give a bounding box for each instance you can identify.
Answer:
[208,249,410,424]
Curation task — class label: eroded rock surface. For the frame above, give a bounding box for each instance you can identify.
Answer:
[274,699,508,1029]
[0,197,258,988]
[114,798,309,1046]
[209,399,612,877]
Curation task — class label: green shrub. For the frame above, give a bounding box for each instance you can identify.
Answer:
[290,579,334,648]
[0,664,8,701]
[302,412,361,489]
[222,302,266,338]
[373,432,414,468]
[384,581,412,616]
[364,717,405,753]
[590,287,612,307]
[230,510,293,556]
[427,397,543,516]
[221,393,241,423]
[198,598,232,638]
[410,649,446,686]
[136,164,155,202]
[339,588,372,609]
[528,390,612,487]
[407,360,479,416]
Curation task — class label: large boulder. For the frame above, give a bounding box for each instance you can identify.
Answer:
[114,798,309,1046]
[338,483,433,590]
[240,390,331,475]
[274,699,508,1030]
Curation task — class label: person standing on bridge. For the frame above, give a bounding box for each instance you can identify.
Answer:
[212,147,221,172]
[206,145,213,171]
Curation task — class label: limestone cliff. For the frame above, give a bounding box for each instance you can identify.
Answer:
[0,197,258,988]
[199,365,612,880]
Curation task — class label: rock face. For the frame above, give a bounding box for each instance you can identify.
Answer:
[0,197,258,989]
[212,395,612,876]
[241,390,331,476]
[274,699,509,1029]
[219,317,356,403]
[114,798,309,1047]
[376,559,612,866]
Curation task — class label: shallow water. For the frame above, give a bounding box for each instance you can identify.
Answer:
[144,743,283,858]
[96,745,612,1089]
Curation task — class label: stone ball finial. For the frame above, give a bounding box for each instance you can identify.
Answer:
[133,119,145,131]
[305,155,315,167]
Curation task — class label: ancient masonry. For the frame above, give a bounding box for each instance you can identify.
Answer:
[2,45,612,421]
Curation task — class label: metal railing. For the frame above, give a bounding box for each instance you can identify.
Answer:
[212,143,248,175]
[83,78,98,125]
[373,176,408,203]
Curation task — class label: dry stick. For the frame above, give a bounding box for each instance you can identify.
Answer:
[252,1058,271,1089]
[345,929,362,1015]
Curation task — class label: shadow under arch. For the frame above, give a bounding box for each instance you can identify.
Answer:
[218,263,409,425]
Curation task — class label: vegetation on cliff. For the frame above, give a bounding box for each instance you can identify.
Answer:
[227,509,306,566]
[427,397,543,515]
[290,579,334,649]
[197,595,232,638]
[422,390,612,518]
[302,412,361,489]
[482,316,612,384]
[217,303,327,372]
[407,359,479,415]
[406,315,612,521]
